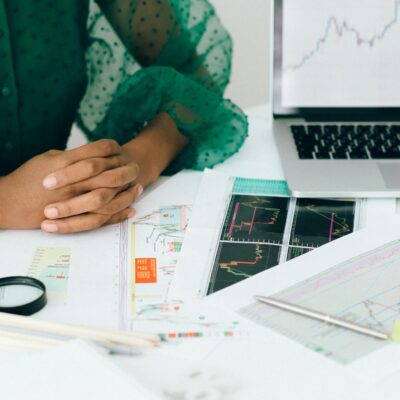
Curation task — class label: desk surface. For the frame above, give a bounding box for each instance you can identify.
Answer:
[8,104,400,400]
[110,105,399,400]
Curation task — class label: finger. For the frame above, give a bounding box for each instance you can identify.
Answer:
[105,208,136,226]
[96,184,142,215]
[44,188,117,219]
[64,139,121,165]
[41,213,111,234]
[43,156,124,190]
[80,164,139,190]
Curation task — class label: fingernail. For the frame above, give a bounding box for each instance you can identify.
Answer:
[44,207,58,219]
[136,184,143,197]
[43,175,57,189]
[41,222,58,233]
[127,210,136,218]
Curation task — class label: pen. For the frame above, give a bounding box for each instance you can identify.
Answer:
[254,295,391,341]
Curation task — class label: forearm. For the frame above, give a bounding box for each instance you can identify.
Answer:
[122,112,189,187]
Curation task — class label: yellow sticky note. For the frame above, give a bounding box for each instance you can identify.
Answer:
[391,320,400,342]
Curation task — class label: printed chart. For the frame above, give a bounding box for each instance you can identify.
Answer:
[220,195,289,244]
[238,240,400,364]
[290,198,356,247]
[208,243,281,294]
[129,205,190,315]
[209,189,357,294]
[131,301,247,341]
[27,247,71,302]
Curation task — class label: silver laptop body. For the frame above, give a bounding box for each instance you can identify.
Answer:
[273,0,400,197]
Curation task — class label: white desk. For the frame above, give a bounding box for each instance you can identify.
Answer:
[108,104,400,400]
[8,104,400,399]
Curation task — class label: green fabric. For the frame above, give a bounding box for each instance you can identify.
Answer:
[0,0,248,176]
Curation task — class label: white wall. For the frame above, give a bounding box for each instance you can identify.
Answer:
[211,0,272,109]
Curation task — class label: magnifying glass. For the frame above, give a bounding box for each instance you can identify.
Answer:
[0,276,47,315]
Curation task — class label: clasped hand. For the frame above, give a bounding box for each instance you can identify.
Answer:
[2,139,142,233]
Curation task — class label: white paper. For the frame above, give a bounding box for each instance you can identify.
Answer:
[0,340,159,400]
[206,216,400,382]
[121,172,247,347]
[0,224,122,329]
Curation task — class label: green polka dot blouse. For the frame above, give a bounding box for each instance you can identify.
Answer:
[0,0,248,175]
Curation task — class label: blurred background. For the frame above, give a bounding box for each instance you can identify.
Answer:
[211,0,272,109]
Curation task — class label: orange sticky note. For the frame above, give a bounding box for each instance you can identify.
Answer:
[135,258,157,283]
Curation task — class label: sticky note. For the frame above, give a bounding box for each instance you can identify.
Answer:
[391,320,400,342]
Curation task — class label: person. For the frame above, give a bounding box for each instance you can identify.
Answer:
[0,0,248,233]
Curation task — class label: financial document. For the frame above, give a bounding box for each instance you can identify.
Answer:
[0,171,247,350]
[239,240,400,364]
[207,215,400,381]
[0,224,122,329]
[121,172,246,341]
[173,170,396,301]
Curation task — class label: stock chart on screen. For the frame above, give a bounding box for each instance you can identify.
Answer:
[282,0,400,106]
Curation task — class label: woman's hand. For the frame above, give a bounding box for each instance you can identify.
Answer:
[40,112,188,233]
[0,113,188,234]
[41,142,142,233]
[0,139,140,232]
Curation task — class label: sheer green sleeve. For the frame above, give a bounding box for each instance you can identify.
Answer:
[78,0,248,173]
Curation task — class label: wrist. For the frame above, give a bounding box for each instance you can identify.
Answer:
[122,145,160,187]
[122,112,189,187]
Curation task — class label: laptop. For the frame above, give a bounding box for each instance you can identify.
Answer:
[273,0,400,197]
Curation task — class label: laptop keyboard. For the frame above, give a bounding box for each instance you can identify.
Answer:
[291,124,400,160]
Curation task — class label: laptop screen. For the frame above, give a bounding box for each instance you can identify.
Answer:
[274,0,400,117]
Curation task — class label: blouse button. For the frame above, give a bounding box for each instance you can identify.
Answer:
[0,30,4,38]
[1,86,11,97]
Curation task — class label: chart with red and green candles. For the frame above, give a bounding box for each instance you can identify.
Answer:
[208,193,357,295]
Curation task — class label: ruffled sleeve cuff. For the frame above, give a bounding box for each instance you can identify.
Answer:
[90,66,248,174]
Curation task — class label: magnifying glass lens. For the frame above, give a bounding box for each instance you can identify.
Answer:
[0,284,44,308]
[0,276,47,315]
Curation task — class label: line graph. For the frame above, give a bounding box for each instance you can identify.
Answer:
[134,206,189,254]
[130,205,191,315]
[282,0,400,107]
[208,190,358,294]
[290,199,356,247]
[239,240,400,364]
[207,242,281,294]
[285,0,400,71]
[221,195,289,244]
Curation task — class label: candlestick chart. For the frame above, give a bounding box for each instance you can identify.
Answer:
[220,195,289,244]
[207,191,358,294]
[207,242,281,294]
[290,199,356,247]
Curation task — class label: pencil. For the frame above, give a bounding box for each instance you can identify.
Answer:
[0,312,160,349]
[254,295,391,340]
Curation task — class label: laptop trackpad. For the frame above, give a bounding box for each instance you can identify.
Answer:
[378,163,400,189]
